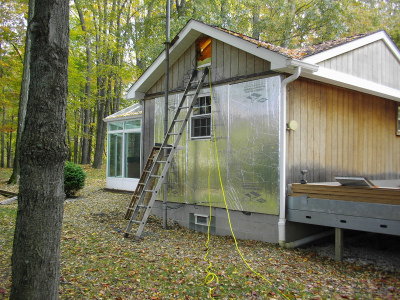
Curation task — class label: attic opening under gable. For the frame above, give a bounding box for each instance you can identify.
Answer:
[196,36,211,68]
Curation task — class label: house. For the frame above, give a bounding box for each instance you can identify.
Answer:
[117,20,400,246]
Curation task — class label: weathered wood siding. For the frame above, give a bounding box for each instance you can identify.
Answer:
[319,40,400,90]
[287,77,400,185]
[147,38,271,95]
[142,99,155,168]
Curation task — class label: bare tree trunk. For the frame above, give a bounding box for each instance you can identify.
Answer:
[7,127,13,168]
[252,9,260,40]
[74,110,79,164]
[92,76,108,169]
[76,0,92,165]
[81,108,91,164]
[8,0,35,184]
[1,105,5,168]
[88,108,95,163]
[67,130,72,162]
[10,0,69,298]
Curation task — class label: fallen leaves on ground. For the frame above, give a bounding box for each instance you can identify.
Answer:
[0,167,399,299]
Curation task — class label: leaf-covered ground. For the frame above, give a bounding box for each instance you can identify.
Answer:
[0,167,399,299]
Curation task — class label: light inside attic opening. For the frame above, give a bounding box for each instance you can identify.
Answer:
[196,36,211,68]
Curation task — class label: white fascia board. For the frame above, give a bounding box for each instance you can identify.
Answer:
[303,31,400,64]
[104,114,142,123]
[303,66,400,102]
[286,59,319,73]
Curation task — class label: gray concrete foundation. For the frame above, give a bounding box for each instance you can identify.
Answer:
[151,200,279,243]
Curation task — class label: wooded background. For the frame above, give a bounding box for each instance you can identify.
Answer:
[1,0,399,169]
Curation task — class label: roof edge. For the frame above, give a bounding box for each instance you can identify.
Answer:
[302,30,400,64]
[304,66,400,102]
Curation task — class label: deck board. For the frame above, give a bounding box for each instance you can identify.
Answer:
[290,183,400,205]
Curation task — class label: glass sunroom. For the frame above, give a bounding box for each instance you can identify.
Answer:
[104,103,142,191]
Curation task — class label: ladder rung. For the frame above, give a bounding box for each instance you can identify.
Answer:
[144,190,155,193]
[179,106,190,109]
[126,207,134,210]
[168,133,179,136]
[157,161,168,163]
[137,205,149,208]
[131,220,143,224]
[150,175,162,178]
[174,119,185,122]
[162,146,173,149]
[138,183,145,186]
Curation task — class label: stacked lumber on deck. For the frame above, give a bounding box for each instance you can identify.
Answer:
[290,183,400,206]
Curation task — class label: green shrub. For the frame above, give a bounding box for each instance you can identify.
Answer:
[64,161,86,197]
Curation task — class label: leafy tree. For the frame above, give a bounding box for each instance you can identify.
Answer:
[0,0,27,181]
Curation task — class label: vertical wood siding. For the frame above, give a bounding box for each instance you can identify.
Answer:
[142,99,155,167]
[287,78,400,184]
[319,40,400,90]
[147,38,271,95]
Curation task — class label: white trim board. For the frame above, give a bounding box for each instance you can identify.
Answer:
[302,66,400,102]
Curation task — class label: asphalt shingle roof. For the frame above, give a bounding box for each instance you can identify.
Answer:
[210,23,374,60]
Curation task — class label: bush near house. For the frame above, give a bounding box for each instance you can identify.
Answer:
[64,161,86,197]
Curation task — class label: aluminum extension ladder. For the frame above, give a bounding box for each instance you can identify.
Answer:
[124,67,209,240]
[124,146,161,221]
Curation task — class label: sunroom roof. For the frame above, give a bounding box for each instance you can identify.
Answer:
[104,103,142,122]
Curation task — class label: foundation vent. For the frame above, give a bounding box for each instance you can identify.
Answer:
[189,213,216,234]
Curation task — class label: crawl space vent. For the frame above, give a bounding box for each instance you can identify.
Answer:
[189,213,216,234]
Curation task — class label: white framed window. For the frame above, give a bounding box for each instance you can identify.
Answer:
[107,119,141,179]
[194,214,209,225]
[190,95,212,139]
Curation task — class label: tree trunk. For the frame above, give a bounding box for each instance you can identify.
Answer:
[8,0,35,184]
[76,0,92,165]
[74,110,79,164]
[10,0,69,299]
[92,76,108,169]
[88,108,95,163]
[7,128,13,168]
[252,9,260,40]
[81,108,91,164]
[1,105,5,168]
[67,130,72,162]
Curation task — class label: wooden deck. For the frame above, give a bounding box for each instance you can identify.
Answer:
[290,183,400,205]
[287,182,400,261]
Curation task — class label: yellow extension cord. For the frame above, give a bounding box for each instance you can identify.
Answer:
[202,69,291,300]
